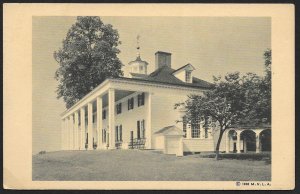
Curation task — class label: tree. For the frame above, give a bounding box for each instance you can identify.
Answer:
[175,50,271,159]
[54,16,123,108]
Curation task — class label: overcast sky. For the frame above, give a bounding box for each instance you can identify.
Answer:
[32,16,270,154]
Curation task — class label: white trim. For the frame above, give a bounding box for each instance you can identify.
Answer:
[61,78,208,119]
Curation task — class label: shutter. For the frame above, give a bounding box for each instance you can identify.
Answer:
[132,98,134,109]
[128,99,130,110]
[120,125,122,141]
[137,121,140,139]
[115,126,118,141]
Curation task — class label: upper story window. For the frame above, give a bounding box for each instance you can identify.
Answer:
[138,93,145,107]
[116,103,122,114]
[102,110,106,120]
[128,97,134,110]
[185,71,192,83]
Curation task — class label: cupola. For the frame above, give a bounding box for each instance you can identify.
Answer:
[128,35,148,75]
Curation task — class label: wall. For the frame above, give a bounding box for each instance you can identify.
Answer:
[183,139,214,152]
[173,69,186,82]
[151,88,203,149]
[153,135,165,150]
[99,91,149,149]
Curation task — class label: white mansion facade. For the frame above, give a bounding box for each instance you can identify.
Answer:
[61,51,271,156]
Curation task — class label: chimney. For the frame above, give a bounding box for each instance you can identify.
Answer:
[155,51,172,69]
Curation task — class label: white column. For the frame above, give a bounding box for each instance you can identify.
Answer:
[255,130,261,153]
[97,96,103,150]
[177,137,183,157]
[108,89,115,149]
[61,119,64,150]
[146,92,152,149]
[225,130,230,153]
[88,102,93,150]
[236,130,241,153]
[186,123,192,139]
[80,107,86,150]
[65,118,69,150]
[74,111,79,150]
[69,115,74,150]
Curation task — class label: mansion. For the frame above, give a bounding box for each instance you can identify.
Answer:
[61,50,271,156]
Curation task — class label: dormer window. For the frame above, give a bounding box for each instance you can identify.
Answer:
[185,71,192,83]
[172,63,195,83]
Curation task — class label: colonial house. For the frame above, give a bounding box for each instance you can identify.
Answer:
[60,50,271,156]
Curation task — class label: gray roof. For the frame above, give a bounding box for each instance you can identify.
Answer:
[127,66,213,89]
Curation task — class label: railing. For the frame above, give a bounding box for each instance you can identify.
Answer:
[128,138,146,149]
[115,141,123,149]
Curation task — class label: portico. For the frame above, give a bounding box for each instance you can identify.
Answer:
[225,127,271,154]
[61,79,154,151]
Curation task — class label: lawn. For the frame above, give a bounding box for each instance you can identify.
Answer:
[32,150,271,181]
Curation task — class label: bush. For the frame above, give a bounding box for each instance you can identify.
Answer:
[38,151,46,155]
[199,152,271,161]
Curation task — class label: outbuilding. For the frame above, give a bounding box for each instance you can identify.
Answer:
[154,125,184,156]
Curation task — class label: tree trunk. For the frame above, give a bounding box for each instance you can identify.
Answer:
[215,128,225,160]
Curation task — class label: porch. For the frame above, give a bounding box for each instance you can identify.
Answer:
[224,127,271,153]
[61,80,152,151]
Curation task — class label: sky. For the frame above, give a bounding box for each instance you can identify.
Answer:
[32,16,271,154]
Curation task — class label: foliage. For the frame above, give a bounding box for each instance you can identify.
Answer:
[175,50,271,159]
[55,16,123,108]
[199,152,271,161]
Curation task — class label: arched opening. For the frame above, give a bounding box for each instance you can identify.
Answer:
[240,130,256,152]
[227,130,238,153]
[260,129,271,152]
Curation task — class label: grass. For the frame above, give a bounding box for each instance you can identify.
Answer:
[32,150,271,181]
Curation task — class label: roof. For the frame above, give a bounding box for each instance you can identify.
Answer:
[154,125,185,136]
[126,66,213,89]
[129,72,148,79]
[229,123,271,129]
[155,51,172,55]
[128,56,148,65]
[172,63,195,74]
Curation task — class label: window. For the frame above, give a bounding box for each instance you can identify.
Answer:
[102,110,106,120]
[191,122,200,138]
[140,66,143,71]
[115,125,123,142]
[137,120,141,139]
[182,116,187,138]
[128,97,134,110]
[138,93,145,107]
[185,71,191,83]
[116,103,122,114]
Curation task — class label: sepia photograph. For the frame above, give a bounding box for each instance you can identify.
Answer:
[32,16,271,181]
[3,4,294,190]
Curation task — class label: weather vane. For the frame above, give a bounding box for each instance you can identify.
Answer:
[136,35,140,50]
